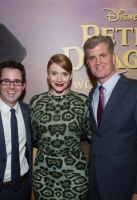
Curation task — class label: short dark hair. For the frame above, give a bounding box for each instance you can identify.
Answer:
[0,60,26,82]
[83,35,114,58]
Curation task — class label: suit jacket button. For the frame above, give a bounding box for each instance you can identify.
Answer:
[2,158,6,162]
[93,154,95,157]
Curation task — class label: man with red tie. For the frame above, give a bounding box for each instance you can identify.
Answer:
[83,35,137,200]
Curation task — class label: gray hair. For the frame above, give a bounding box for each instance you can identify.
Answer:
[83,35,114,58]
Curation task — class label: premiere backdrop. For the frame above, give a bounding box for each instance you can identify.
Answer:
[0,0,137,103]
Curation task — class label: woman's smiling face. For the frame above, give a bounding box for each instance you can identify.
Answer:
[47,63,72,96]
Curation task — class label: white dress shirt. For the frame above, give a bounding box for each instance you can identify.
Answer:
[92,72,120,125]
[0,99,29,182]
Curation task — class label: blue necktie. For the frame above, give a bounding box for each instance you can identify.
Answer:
[10,109,21,191]
[97,85,104,127]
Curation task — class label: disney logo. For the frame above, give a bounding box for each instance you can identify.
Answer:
[103,8,137,22]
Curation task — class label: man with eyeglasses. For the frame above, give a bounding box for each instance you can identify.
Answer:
[0,61,32,200]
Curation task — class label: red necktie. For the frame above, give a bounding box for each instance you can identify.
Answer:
[97,85,104,127]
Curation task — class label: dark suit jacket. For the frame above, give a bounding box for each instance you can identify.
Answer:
[0,101,32,191]
[89,75,137,200]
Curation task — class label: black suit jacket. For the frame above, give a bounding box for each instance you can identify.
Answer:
[0,101,32,190]
[89,75,137,200]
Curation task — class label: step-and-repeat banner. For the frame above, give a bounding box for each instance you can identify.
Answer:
[0,0,137,103]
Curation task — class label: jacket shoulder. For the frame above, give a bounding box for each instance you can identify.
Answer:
[18,101,29,109]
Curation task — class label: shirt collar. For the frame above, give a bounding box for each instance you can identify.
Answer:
[97,72,120,92]
[0,99,19,115]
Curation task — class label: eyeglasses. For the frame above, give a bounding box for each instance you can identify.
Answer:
[0,79,24,86]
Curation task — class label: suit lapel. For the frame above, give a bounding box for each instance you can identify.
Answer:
[89,85,98,130]
[19,102,32,181]
[99,75,128,130]
[19,102,31,152]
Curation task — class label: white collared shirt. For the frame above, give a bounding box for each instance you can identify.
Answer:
[0,99,29,182]
[92,72,120,124]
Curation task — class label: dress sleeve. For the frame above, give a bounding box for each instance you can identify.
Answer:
[29,96,40,148]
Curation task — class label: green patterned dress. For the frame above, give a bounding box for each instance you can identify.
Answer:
[29,90,91,200]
